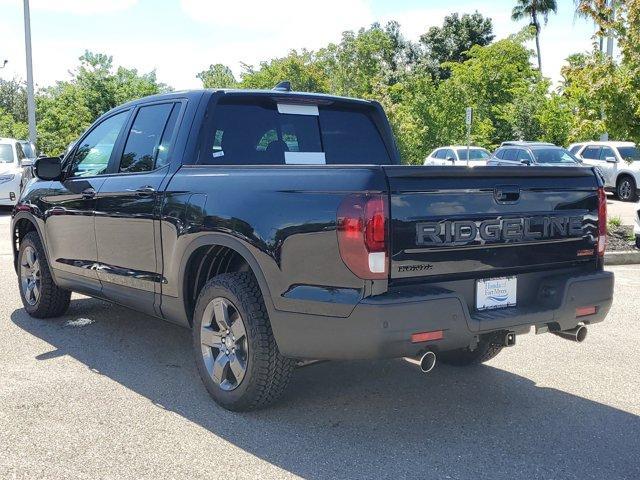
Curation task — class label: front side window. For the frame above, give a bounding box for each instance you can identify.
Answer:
[581,146,601,160]
[503,149,518,161]
[15,143,25,161]
[457,148,490,160]
[119,103,179,173]
[434,149,445,159]
[69,111,129,177]
[599,146,616,161]
[200,98,390,165]
[517,149,533,162]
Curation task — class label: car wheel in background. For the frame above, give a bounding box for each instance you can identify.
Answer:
[616,175,637,202]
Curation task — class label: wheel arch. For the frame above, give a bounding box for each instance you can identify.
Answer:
[12,212,44,273]
[178,234,274,327]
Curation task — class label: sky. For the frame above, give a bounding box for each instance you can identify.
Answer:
[0,0,604,90]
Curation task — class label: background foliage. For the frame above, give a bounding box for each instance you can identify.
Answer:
[1,2,639,164]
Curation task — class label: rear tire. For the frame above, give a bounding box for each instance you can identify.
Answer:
[616,175,637,202]
[439,340,503,367]
[18,231,71,318]
[192,272,295,411]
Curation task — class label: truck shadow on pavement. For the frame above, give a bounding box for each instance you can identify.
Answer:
[11,298,640,480]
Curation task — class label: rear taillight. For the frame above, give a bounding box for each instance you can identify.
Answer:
[337,194,389,279]
[597,187,607,257]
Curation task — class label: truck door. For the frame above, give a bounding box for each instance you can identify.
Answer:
[94,101,182,316]
[41,110,130,296]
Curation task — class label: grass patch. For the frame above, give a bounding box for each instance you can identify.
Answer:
[608,215,623,229]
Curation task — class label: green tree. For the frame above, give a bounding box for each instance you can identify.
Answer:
[197,64,238,89]
[0,108,28,139]
[240,50,329,92]
[419,12,495,79]
[511,0,558,70]
[34,51,170,154]
[0,79,28,124]
[316,22,416,97]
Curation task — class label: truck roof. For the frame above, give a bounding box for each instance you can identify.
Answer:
[116,88,374,110]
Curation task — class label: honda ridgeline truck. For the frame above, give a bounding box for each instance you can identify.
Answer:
[12,88,614,411]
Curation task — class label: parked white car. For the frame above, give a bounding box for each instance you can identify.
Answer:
[424,146,491,166]
[0,138,26,206]
[572,141,640,201]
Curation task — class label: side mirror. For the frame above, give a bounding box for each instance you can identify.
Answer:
[520,159,532,166]
[605,156,617,163]
[446,156,456,162]
[34,156,63,181]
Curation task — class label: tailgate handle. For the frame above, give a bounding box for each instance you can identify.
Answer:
[494,185,520,203]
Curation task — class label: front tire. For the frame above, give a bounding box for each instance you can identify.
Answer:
[192,272,295,411]
[439,340,503,367]
[617,175,637,202]
[18,231,71,318]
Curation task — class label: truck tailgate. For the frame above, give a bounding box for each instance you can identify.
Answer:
[384,166,600,280]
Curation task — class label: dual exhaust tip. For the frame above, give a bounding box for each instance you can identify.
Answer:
[404,325,586,374]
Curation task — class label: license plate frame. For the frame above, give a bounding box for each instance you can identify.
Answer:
[475,276,517,311]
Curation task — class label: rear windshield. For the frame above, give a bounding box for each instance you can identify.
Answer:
[199,97,391,165]
[532,148,578,164]
[618,146,638,161]
[0,144,14,163]
[456,148,490,160]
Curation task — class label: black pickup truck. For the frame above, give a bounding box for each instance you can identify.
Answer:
[12,88,614,411]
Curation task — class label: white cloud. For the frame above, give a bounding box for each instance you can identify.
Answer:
[180,0,374,57]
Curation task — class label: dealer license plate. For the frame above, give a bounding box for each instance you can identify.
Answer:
[476,276,517,311]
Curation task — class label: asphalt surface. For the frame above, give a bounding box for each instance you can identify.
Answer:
[0,207,639,480]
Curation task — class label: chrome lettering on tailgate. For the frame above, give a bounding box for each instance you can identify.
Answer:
[416,216,584,246]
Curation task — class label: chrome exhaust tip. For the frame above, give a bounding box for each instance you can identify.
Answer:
[404,350,437,373]
[551,325,588,343]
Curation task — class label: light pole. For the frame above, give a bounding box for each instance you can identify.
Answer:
[23,0,37,146]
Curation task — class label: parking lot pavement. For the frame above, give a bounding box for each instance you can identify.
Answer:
[1,207,639,480]
[607,195,639,225]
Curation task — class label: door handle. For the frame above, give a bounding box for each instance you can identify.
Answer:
[81,187,96,199]
[134,186,156,196]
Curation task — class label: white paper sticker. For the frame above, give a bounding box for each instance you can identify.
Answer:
[284,152,326,165]
[277,104,319,116]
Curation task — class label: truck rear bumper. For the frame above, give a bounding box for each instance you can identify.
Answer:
[271,270,614,360]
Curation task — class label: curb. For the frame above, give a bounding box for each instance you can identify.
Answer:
[604,250,640,265]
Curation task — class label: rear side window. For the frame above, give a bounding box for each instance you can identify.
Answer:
[199,98,391,165]
[119,103,180,173]
[582,146,601,160]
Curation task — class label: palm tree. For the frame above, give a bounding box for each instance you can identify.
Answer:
[574,0,614,52]
[512,0,558,71]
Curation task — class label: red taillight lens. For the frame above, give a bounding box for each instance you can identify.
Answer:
[337,194,388,279]
[597,187,607,257]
